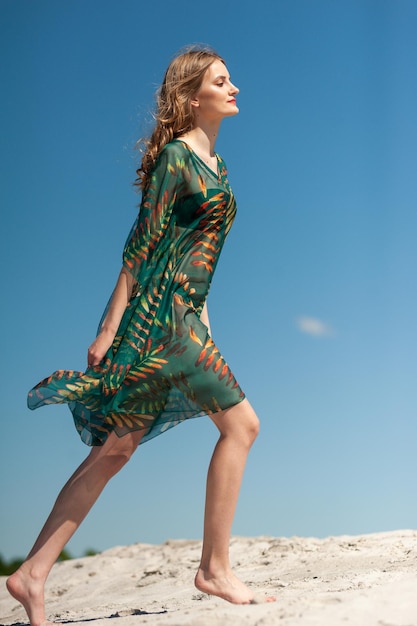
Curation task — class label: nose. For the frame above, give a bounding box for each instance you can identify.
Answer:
[230,82,239,95]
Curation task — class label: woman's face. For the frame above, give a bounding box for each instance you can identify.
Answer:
[192,59,239,122]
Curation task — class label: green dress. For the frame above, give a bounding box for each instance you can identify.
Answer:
[28,140,245,446]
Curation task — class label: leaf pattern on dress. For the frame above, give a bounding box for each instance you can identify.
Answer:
[28,140,245,446]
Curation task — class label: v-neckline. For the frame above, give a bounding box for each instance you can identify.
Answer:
[174,139,221,181]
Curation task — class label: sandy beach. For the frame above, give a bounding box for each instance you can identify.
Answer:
[1,530,416,626]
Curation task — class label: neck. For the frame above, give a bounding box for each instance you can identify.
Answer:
[181,120,221,157]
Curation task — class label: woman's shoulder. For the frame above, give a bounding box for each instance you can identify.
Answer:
[155,141,193,179]
[160,139,190,160]
[150,141,192,184]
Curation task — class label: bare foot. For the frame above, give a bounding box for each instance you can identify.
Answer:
[6,567,60,626]
[195,567,276,604]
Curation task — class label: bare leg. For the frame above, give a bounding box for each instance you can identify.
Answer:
[7,429,144,626]
[195,398,275,604]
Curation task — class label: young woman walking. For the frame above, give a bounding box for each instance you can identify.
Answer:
[7,46,275,626]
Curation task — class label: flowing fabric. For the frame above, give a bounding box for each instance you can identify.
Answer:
[28,140,245,446]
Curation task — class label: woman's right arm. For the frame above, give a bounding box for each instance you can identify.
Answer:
[88,146,182,368]
[87,267,135,367]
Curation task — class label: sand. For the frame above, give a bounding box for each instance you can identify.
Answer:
[1,530,416,626]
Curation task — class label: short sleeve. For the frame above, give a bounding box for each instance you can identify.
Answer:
[123,146,184,283]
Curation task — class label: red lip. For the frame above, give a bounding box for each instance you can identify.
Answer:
[228,98,236,104]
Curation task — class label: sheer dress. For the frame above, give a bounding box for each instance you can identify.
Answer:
[28,140,245,446]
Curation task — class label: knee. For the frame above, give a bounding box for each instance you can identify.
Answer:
[230,416,259,450]
[245,412,260,447]
[210,399,260,449]
[92,434,139,479]
[104,448,134,477]
[226,406,260,449]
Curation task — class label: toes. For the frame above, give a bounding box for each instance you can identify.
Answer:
[250,593,276,604]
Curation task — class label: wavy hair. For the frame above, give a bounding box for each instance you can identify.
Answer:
[135,46,224,191]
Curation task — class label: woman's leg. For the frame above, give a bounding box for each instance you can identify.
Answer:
[195,398,275,604]
[7,429,144,626]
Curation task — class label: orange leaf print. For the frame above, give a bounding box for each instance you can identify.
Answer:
[196,348,207,366]
[204,353,215,371]
[198,174,207,197]
[189,326,203,346]
[213,357,222,373]
[218,364,229,380]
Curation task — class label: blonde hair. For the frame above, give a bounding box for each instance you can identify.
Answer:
[135,46,224,191]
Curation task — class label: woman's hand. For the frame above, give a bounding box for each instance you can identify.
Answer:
[87,328,115,368]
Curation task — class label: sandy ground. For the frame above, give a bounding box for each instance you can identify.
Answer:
[1,530,416,626]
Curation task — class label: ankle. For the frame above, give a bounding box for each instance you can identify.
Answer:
[197,560,232,579]
[15,559,48,584]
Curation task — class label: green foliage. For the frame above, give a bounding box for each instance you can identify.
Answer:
[0,555,24,576]
[0,548,99,576]
[83,548,98,557]
[57,549,72,561]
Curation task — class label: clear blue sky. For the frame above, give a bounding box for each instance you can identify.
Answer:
[1,0,416,561]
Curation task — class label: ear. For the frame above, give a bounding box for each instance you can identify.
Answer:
[190,95,200,109]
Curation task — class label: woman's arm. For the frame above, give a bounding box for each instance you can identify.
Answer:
[87,267,135,367]
[200,300,211,336]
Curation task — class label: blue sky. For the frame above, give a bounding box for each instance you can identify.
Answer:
[1,0,416,561]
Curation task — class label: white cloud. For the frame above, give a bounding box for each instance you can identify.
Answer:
[296,316,335,338]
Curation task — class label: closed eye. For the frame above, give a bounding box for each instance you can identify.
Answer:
[214,74,230,87]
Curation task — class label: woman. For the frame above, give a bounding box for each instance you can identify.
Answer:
[7,47,274,625]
